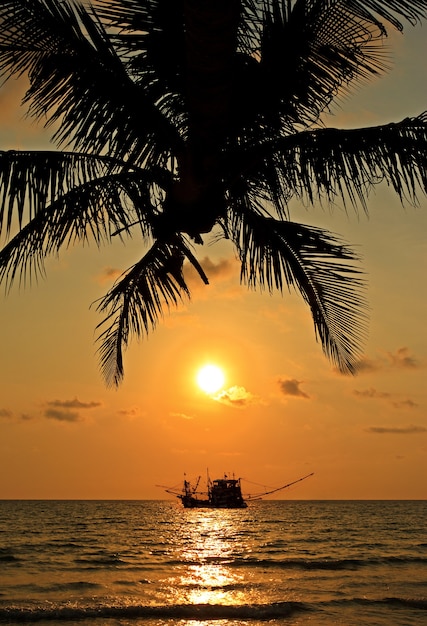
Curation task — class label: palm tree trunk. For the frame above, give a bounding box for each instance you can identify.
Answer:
[183,0,241,170]
[166,0,241,239]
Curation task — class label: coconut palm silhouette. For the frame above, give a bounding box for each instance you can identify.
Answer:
[0,1,425,385]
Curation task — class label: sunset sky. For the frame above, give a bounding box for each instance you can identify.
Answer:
[0,23,426,500]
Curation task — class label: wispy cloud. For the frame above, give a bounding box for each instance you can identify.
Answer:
[354,388,391,399]
[1,409,36,421]
[355,347,422,373]
[214,386,257,407]
[186,256,236,281]
[353,388,418,409]
[47,398,101,409]
[354,356,381,373]
[277,378,309,399]
[44,408,81,423]
[118,406,141,418]
[386,347,420,369]
[366,425,427,435]
[96,266,122,284]
[184,256,239,295]
[43,398,101,422]
[170,412,194,420]
[392,399,418,410]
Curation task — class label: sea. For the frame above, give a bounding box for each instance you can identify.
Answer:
[0,500,426,625]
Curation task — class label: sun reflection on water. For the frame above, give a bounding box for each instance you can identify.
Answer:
[167,510,249,606]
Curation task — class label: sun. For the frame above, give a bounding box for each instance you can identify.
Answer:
[196,364,225,394]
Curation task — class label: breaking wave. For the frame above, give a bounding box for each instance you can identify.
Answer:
[0,600,308,622]
[0,597,425,623]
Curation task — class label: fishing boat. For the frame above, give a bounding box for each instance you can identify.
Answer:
[178,475,247,509]
[162,472,314,509]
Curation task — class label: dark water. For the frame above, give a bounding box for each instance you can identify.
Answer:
[0,500,425,625]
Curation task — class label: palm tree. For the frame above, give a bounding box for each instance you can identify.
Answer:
[0,0,425,386]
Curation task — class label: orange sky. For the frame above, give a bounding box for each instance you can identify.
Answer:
[0,24,426,500]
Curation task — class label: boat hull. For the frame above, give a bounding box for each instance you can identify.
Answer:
[180,495,247,509]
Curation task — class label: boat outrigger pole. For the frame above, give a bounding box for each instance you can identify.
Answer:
[246,472,314,500]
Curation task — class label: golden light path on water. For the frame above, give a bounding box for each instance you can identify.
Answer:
[167,511,250,608]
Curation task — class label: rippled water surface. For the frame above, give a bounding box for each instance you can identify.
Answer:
[0,500,426,625]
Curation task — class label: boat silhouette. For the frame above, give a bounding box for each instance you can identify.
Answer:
[161,471,314,508]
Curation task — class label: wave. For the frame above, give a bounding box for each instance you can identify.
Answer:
[230,554,427,571]
[0,601,309,622]
[73,553,129,567]
[43,581,104,593]
[381,597,427,610]
[326,597,427,611]
[0,553,20,563]
[0,597,425,623]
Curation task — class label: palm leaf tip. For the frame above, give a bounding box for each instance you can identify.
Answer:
[94,238,204,387]
[297,242,369,375]
[310,269,369,375]
[234,215,369,375]
[95,311,125,388]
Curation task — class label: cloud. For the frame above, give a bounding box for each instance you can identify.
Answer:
[354,356,381,373]
[366,425,427,435]
[353,388,418,409]
[42,398,101,423]
[387,347,420,369]
[118,406,141,418]
[277,378,309,399]
[44,408,81,423]
[184,256,237,288]
[0,409,36,421]
[96,266,122,284]
[355,347,422,374]
[170,412,194,420]
[47,398,101,409]
[195,256,235,279]
[354,388,391,399]
[392,399,418,409]
[214,386,256,407]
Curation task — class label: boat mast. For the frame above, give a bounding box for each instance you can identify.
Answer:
[206,468,212,497]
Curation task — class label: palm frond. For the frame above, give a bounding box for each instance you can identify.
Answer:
[236,114,427,212]
[0,151,171,288]
[234,0,426,130]
[260,0,388,127]
[93,0,186,93]
[346,0,427,30]
[226,206,368,374]
[0,151,129,234]
[0,0,180,163]
[95,236,208,386]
